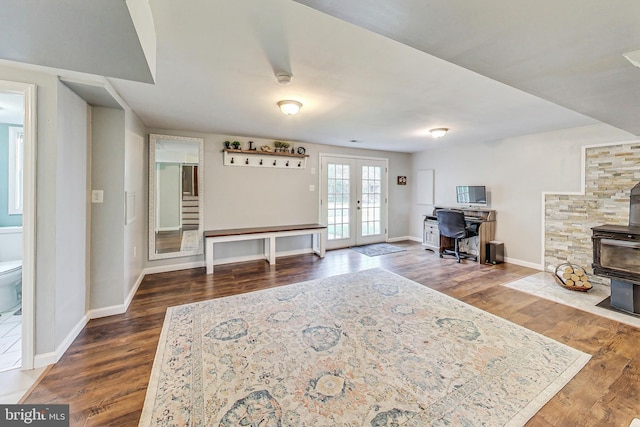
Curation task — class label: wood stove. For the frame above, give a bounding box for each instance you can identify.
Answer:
[592,182,640,313]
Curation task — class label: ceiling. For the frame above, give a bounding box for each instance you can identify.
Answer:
[0,0,156,84]
[293,0,640,136]
[4,1,640,152]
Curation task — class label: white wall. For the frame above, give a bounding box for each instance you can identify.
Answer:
[123,111,146,301]
[89,103,146,314]
[90,107,125,309]
[54,82,89,348]
[410,123,636,267]
[145,130,412,269]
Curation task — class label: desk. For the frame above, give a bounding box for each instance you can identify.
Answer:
[204,224,327,274]
[430,207,497,264]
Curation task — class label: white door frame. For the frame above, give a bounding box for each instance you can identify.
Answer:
[319,153,389,249]
[0,80,36,370]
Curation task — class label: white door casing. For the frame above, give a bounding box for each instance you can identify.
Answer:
[0,80,36,370]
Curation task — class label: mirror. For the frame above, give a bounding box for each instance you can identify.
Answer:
[149,134,204,260]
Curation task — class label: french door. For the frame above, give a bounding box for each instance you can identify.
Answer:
[320,155,388,249]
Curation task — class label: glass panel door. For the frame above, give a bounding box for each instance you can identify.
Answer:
[321,156,387,249]
[356,160,386,245]
[322,157,356,248]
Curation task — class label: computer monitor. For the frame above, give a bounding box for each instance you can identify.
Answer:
[456,185,487,206]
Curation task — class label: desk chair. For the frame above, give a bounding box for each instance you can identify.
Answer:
[436,209,479,263]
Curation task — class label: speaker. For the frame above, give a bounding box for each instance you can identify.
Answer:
[485,241,504,264]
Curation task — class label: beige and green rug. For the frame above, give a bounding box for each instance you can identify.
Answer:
[140,268,590,426]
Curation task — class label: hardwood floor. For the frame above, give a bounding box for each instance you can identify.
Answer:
[23,241,640,426]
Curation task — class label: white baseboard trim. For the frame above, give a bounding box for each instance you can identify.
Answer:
[387,236,417,243]
[274,248,313,258]
[212,248,313,266]
[124,271,146,309]
[89,271,148,320]
[503,257,543,270]
[34,313,89,368]
[34,352,56,368]
[144,260,205,275]
[89,304,127,319]
[35,272,145,366]
[213,254,265,266]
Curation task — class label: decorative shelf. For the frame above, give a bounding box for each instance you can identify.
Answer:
[222,149,309,169]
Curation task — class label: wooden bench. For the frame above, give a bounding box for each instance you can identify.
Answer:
[204,223,327,274]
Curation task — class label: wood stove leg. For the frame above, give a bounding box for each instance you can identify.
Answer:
[610,279,640,314]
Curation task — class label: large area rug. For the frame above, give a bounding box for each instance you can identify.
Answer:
[350,243,406,257]
[140,268,590,426]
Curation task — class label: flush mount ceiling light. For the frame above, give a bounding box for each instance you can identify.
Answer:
[429,128,449,138]
[278,100,302,115]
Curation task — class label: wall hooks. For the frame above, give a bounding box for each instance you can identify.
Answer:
[222,149,308,169]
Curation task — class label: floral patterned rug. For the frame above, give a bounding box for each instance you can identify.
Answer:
[139,268,590,426]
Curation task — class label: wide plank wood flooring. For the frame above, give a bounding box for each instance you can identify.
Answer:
[23,241,640,426]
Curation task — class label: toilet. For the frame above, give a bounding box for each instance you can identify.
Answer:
[0,260,22,312]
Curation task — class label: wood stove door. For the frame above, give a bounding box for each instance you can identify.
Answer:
[599,238,640,274]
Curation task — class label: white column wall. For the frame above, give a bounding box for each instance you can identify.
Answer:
[54,81,89,349]
[90,107,125,309]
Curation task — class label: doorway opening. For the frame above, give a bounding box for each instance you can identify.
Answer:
[0,81,36,372]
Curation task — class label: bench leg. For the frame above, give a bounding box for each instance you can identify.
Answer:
[264,236,276,265]
[313,230,327,258]
[320,229,326,258]
[206,238,214,274]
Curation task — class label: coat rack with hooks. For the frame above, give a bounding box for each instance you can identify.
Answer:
[222,149,308,169]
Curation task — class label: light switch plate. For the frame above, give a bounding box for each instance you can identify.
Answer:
[92,190,104,203]
[309,184,315,192]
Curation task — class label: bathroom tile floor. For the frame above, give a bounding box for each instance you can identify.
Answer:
[0,304,21,373]
[0,304,46,405]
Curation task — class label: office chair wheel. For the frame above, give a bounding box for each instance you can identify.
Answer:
[439,253,443,258]
[456,259,461,263]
